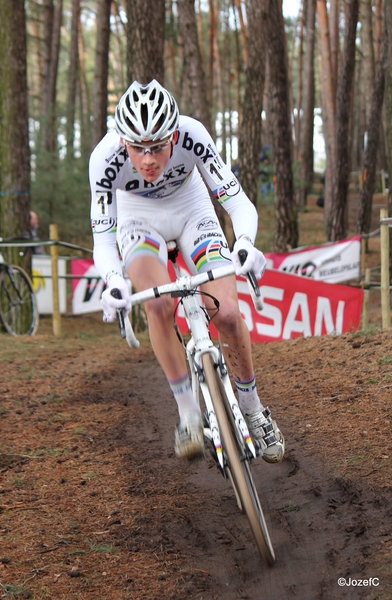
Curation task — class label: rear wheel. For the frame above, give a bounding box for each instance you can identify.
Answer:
[0,265,39,336]
[201,353,275,566]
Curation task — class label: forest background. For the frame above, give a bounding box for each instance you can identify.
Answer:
[1,0,392,269]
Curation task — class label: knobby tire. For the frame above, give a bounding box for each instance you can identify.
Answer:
[201,353,275,566]
[0,265,39,336]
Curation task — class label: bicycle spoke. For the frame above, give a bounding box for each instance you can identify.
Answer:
[0,266,39,336]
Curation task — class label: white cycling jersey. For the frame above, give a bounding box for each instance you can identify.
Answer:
[89,115,258,283]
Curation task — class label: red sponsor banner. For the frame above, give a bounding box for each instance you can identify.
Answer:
[71,256,363,342]
[169,255,363,343]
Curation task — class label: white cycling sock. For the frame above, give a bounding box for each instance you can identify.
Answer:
[168,373,200,418]
[234,374,265,414]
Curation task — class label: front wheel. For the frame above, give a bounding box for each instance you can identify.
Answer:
[201,353,275,566]
[0,265,39,336]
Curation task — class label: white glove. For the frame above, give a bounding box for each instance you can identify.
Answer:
[101,275,131,323]
[231,238,267,279]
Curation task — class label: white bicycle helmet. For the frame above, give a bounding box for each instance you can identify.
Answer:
[115,80,179,143]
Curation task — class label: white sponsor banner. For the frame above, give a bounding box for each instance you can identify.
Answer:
[265,235,361,283]
[32,256,67,314]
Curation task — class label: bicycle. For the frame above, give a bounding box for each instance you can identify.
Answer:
[0,240,39,336]
[112,242,275,566]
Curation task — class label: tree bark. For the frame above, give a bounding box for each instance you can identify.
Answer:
[233,0,248,65]
[92,0,112,149]
[41,0,62,153]
[360,0,375,127]
[238,0,269,207]
[177,0,212,133]
[357,32,386,237]
[328,0,339,97]
[317,0,336,224]
[294,2,305,164]
[66,0,80,159]
[268,0,298,251]
[126,0,165,85]
[297,0,316,208]
[383,0,392,283]
[0,0,30,252]
[328,0,359,241]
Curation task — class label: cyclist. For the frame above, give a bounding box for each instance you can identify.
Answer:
[89,80,284,464]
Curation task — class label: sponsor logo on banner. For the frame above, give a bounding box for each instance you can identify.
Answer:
[265,235,361,284]
[168,256,363,342]
[71,260,106,314]
[71,254,363,341]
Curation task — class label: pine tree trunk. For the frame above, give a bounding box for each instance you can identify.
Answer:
[328,0,359,241]
[360,0,375,128]
[357,34,386,237]
[92,0,112,149]
[177,0,212,132]
[0,0,30,258]
[268,0,298,251]
[126,0,165,85]
[238,0,269,207]
[41,0,62,154]
[317,0,336,225]
[383,0,392,283]
[66,0,80,158]
[297,0,316,208]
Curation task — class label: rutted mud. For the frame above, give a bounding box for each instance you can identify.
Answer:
[1,324,391,599]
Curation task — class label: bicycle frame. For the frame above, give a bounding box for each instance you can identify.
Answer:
[180,286,257,469]
[120,247,258,469]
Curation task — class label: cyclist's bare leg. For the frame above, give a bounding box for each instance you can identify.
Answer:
[127,256,204,459]
[201,274,254,381]
[127,256,187,380]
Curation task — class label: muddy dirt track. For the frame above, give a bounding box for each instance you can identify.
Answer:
[0,319,392,599]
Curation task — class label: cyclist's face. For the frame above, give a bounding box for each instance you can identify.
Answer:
[123,131,179,183]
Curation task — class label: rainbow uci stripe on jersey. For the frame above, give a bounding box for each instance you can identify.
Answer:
[191,239,224,271]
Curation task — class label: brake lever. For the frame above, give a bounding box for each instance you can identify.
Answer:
[237,249,263,311]
[110,288,126,338]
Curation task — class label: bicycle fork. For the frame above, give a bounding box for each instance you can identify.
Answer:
[187,337,257,471]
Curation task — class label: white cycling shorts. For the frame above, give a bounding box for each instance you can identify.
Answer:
[116,183,232,275]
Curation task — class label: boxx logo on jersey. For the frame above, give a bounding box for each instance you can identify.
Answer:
[95,147,128,190]
[181,131,217,163]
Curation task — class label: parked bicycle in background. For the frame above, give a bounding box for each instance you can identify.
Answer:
[0,238,39,336]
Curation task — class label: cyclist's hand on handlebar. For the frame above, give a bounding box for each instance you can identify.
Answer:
[231,238,267,279]
[101,276,131,323]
